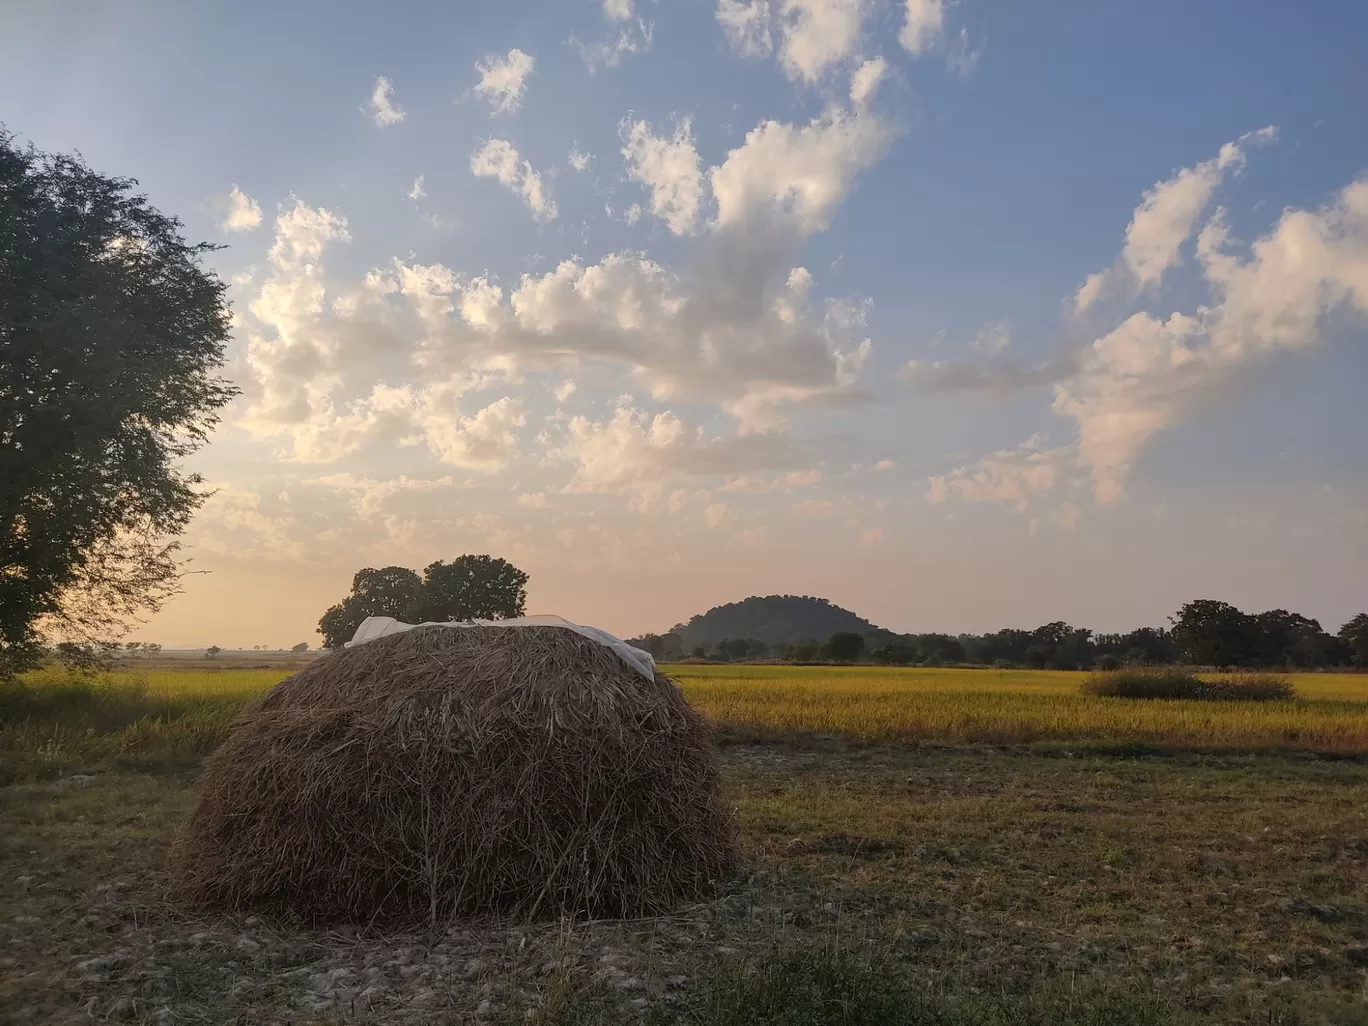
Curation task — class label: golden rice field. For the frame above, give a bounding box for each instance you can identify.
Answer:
[20,661,1368,755]
[673,664,1368,752]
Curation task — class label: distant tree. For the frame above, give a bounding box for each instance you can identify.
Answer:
[205,645,221,658]
[1341,614,1368,669]
[1023,644,1049,669]
[1253,609,1337,668]
[1170,600,1256,668]
[871,643,915,665]
[410,555,528,623]
[143,642,161,657]
[825,632,865,663]
[633,633,668,659]
[1097,654,1120,672]
[124,641,143,657]
[317,565,424,649]
[0,130,236,678]
[787,640,820,662]
[290,642,308,653]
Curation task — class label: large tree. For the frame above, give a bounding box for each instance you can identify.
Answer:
[1170,599,1257,668]
[317,556,528,649]
[0,130,235,675]
[1341,614,1368,669]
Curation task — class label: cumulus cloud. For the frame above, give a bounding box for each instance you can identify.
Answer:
[621,117,704,235]
[551,398,810,494]
[1075,126,1277,311]
[899,0,944,54]
[568,147,593,172]
[716,0,867,83]
[366,76,405,126]
[312,474,456,518]
[849,57,887,109]
[710,103,893,235]
[928,438,1070,512]
[219,185,262,232]
[408,176,426,201]
[471,139,557,221]
[704,502,734,528]
[473,48,534,115]
[603,0,634,20]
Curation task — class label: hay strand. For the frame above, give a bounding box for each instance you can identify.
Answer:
[176,625,738,925]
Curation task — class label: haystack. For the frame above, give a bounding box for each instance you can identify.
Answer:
[177,624,737,924]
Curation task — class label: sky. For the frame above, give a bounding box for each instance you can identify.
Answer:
[3,0,1367,648]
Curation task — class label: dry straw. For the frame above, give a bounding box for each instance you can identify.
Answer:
[177,625,738,925]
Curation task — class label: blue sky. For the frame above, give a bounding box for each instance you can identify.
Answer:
[4,0,1366,646]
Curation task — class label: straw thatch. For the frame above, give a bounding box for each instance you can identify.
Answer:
[177,625,737,924]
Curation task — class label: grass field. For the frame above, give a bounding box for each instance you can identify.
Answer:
[4,663,1368,1024]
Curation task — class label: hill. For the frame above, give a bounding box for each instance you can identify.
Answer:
[668,595,887,651]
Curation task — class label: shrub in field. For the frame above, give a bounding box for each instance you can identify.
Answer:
[1081,667,1296,702]
[1097,654,1121,672]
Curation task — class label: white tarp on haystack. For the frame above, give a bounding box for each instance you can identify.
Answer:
[346,614,657,681]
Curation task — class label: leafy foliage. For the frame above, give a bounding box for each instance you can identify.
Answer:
[0,129,235,676]
[671,595,882,652]
[317,556,528,648]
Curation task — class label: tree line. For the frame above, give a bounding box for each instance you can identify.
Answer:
[631,600,1368,670]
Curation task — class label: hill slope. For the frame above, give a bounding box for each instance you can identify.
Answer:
[671,595,885,650]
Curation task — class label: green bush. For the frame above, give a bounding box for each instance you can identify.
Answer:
[1081,667,1296,702]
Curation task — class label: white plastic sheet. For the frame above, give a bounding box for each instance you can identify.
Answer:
[345,614,658,681]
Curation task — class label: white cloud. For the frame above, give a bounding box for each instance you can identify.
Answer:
[311,474,455,519]
[793,498,834,516]
[517,491,550,508]
[551,399,809,493]
[704,502,734,528]
[775,0,866,83]
[710,104,893,235]
[945,28,982,77]
[474,48,535,115]
[717,0,773,57]
[1058,175,1368,503]
[574,22,652,72]
[621,117,705,235]
[623,203,643,225]
[1075,126,1277,311]
[899,0,944,54]
[849,57,887,110]
[874,459,894,471]
[220,185,262,232]
[716,0,866,82]
[366,75,405,126]
[603,0,634,21]
[421,394,527,470]
[554,379,578,401]
[927,439,1069,511]
[720,469,822,492]
[568,147,593,172]
[471,139,558,222]
[408,176,426,201]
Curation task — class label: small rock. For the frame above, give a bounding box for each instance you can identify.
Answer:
[413,987,436,1004]
[630,997,650,1011]
[243,916,260,927]
[476,998,495,1016]
[614,976,643,991]
[75,953,126,972]
[308,973,333,992]
[153,1008,175,1025]
[234,935,261,954]
[665,975,689,988]
[188,932,211,945]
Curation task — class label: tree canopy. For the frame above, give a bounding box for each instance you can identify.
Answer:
[317,556,528,649]
[0,130,235,675]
